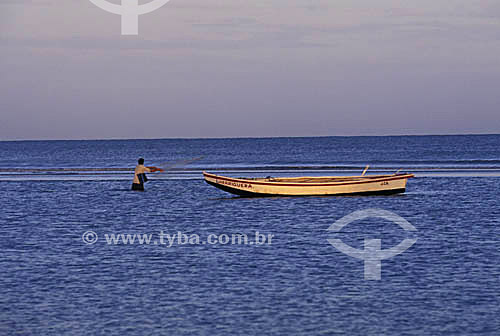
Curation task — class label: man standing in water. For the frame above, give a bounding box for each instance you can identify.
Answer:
[131,158,164,191]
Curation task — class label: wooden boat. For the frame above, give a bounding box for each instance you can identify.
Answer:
[203,171,414,197]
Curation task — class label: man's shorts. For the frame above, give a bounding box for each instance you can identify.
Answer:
[131,183,144,191]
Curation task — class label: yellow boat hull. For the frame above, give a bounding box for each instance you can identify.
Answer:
[203,172,414,197]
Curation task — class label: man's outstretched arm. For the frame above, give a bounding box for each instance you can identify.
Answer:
[147,166,165,173]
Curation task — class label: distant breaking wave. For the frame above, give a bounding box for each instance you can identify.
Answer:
[2,165,500,174]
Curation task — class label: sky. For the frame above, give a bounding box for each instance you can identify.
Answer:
[1,0,500,140]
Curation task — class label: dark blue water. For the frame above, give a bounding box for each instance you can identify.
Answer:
[1,134,500,170]
[1,135,499,335]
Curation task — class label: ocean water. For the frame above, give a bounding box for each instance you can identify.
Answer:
[0,135,499,335]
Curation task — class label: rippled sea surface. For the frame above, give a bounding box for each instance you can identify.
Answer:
[1,135,499,335]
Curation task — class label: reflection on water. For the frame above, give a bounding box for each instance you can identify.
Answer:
[1,167,500,181]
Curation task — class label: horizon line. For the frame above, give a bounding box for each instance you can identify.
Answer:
[1,132,500,142]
